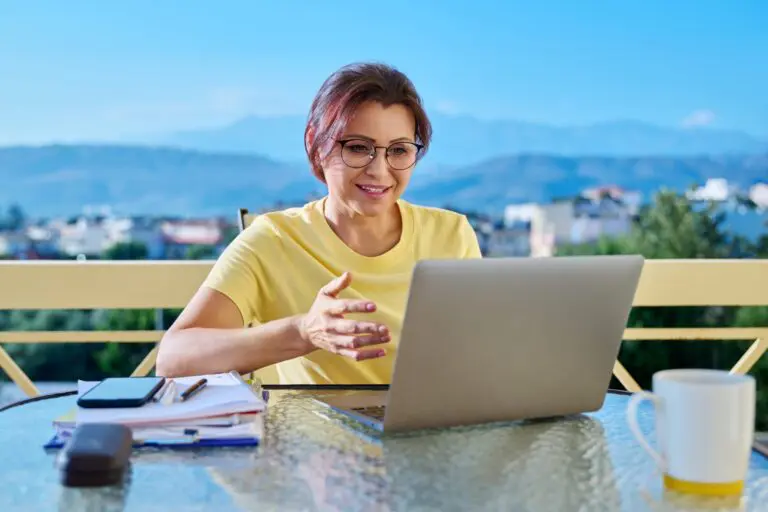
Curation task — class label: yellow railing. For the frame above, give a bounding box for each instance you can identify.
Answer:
[1,259,767,397]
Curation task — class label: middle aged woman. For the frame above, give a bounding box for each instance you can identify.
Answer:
[156,62,482,384]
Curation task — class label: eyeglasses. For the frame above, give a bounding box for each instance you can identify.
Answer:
[337,139,424,171]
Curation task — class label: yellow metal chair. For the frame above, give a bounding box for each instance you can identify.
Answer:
[611,260,768,392]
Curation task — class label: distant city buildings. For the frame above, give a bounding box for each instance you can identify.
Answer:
[502,186,640,257]
[0,208,234,260]
[0,179,764,260]
[160,220,226,259]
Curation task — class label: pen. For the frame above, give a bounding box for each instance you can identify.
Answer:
[179,378,207,402]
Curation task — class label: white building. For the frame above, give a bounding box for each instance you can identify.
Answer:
[503,203,538,228]
[25,224,60,257]
[529,194,635,257]
[749,183,768,210]
[686,178,734,202]
[161,220,224,259]
[582,185,642,215]
[105,217,165,259]
[56,217,112,257]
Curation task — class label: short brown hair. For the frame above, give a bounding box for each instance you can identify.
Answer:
[304,62,432,182]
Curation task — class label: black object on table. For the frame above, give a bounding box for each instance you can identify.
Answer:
[56,423,133,487]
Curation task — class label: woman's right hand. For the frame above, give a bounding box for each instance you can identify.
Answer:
[297,272,390,361]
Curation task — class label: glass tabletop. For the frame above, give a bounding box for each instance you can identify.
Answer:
[1,389,766,511]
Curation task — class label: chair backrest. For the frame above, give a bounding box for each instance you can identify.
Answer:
[613,260,768,392]
[237,208,258,231]
[237,207,280,385]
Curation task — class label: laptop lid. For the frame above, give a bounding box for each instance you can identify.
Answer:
[381,255,644,432]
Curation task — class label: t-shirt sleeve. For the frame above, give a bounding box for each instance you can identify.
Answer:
[201,222,270,326]
[459,215,483,258]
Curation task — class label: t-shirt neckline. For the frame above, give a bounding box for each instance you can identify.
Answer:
[312,196,414,270]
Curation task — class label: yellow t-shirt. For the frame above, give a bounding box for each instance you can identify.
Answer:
[202,197,482,384]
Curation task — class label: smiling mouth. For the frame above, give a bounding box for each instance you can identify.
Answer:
[356,184,392,196]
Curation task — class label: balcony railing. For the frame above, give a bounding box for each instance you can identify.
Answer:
[1,259,767,397]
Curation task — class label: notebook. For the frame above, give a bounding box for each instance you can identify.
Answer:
[45,371,267,449]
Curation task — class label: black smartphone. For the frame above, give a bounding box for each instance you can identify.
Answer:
[77,376,166,408]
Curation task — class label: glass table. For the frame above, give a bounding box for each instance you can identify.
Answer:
[1,389,766,511]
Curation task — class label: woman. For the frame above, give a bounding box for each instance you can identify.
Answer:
[156,62,481,384]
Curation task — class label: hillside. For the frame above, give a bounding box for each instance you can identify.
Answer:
[163,114,768,165]
[405,153,768,212]
[0,145,321,217]
[0,145,765,217]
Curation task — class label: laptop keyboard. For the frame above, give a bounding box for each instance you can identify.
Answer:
[351,406,386,421]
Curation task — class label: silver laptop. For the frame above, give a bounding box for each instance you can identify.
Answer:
[314,255,644,433]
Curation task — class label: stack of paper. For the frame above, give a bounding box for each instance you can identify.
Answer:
[48,372,267,448]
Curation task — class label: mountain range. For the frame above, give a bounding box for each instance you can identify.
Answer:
[1,144,765,218]
[0,145,315,218]
[161,113,768,166]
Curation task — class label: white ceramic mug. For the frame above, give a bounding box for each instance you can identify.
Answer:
[627,369,755,496]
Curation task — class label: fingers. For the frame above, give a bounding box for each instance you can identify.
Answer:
[332,333,391,349]
[319,273,377,315]
[328,318,388,335]
[310,272,389,362]
[310,331,389,360]
[332,334,389,361]
[337,347,387,361]
[326,299,376,316]
[320,272,352,298]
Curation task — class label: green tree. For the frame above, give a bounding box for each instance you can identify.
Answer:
[103,241,148,260]
[6,204,26,231]
[629,190,728,259]
[3,309,106,381]
[185,244,217,260]
[557,190,768,428]
[756,234,768,256]
[0,203,26,230]
[222,225,239,245]
[556,235,633,256]
[92,309,157,376]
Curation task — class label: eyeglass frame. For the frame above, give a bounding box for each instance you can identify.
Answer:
[336,138,425,170]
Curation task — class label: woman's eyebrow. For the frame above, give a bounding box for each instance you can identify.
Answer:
[340,133,374,141]
[341,134,414,143]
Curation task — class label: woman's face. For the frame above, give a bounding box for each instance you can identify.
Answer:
[321,101,418,218]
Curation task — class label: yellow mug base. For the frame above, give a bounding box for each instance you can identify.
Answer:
[664,474,744,496]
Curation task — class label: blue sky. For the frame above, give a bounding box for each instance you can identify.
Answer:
[1,0,766,144]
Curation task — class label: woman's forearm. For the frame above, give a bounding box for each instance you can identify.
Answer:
[155,315,307,377]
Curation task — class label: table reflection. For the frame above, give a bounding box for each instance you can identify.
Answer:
[210,392,621,511]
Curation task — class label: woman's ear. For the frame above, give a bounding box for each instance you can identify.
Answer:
[305,125,326,183]
[304,125,315,154]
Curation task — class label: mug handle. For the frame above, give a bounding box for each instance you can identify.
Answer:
[627,391,666,471]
